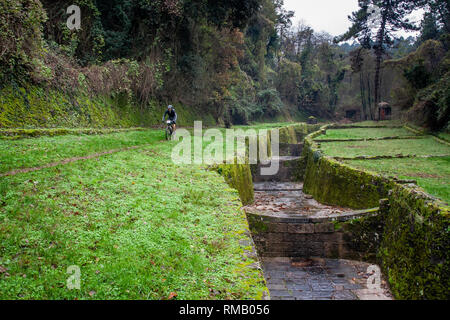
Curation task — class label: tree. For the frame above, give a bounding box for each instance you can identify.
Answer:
[418,12,441,44]
[0,0,47,83]
[336,0,422,113]
[426,0,450,33]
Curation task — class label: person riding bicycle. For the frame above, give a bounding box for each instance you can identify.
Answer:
[162,105,177,133]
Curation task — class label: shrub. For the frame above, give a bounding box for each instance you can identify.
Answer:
[256,88,283,117]
[0,0,47,84]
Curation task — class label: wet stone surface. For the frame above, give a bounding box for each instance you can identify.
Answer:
[263,257,392,300]
[250,182,352,217]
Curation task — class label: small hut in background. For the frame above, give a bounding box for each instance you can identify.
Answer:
[377,102,392,121]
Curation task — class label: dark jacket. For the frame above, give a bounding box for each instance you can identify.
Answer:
[163,108,177,123]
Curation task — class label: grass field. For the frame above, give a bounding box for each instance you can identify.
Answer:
[0,129,266,299]
[235,122,296,130]
[0,131,161,174]
[436,132,450,142]
[340,120,403,127]
[344,157,450,203]
[319,137,450,158]
[318,126,450,204]
[315,128,418,140]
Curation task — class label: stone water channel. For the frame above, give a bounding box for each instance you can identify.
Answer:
[244,145,392,300]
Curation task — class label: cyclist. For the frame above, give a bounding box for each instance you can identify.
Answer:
[162,105,177,133]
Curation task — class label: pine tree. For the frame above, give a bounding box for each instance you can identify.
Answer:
[426,0,450,33]
[418,11,441,44]
[335,0,422,115]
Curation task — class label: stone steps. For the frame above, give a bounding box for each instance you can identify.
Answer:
[248,141,392,300]
[252,156,303,183]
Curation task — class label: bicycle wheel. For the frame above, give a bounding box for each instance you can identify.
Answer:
[166,127,173,140]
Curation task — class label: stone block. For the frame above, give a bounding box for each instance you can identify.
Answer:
[287,223,315,234]
[266,233,284,243]
[314,223,334,233]
[268,223,288,233]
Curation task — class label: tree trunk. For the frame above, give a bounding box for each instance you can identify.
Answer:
[367,74,374,120]
[359,72,367,120]
[374,8,387,112]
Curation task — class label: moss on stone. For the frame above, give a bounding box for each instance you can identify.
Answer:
[0,84,215,129]
[215,160,254,206]
[302,125,450,299]
[0,127,148,139]
[379,185,450,300]
[271,123,322,145]
[302,132,395,209]
[340,213,385,263]
[246,214,269,234]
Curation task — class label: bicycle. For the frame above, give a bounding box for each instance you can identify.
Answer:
[164,120,176,140]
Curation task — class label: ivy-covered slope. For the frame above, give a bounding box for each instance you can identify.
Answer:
[0,84,215,129]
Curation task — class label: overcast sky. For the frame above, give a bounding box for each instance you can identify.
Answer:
[283,0,424,37]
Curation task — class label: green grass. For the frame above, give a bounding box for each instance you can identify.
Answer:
[0,127,148,140]
[0,130,162,174]
[436,132,450,142]
[234,122,296,130]
[344,157,450,204]
[316,128,418,140]
[316,125,450,203]
[341,120,403,127]
[0,130,266,299]
[319,137,450,158]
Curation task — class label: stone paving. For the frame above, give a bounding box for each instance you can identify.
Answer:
[249,179,393,300]
[250,182,353,218]
[262,257,392,300]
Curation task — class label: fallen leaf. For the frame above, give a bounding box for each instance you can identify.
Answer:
[168,292,177,300]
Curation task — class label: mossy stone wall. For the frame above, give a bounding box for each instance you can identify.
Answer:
[301,125,450,299]
[302,133,395,209]
[379,186,450,300]
[247,208,384,260]
[216,161,254,206]
[274,123,322,144]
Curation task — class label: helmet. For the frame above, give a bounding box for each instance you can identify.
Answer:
[168,105,173,109]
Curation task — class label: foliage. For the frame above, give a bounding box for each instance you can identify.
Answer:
[0,0,47,84]
[386,39,449,130]
[256,88,283,117]
[1,0,448,129]
[336,0,423,107]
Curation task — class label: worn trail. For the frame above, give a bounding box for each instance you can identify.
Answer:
[0,144,151,177]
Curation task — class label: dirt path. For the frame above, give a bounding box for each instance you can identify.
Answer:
[0,144,150,178]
